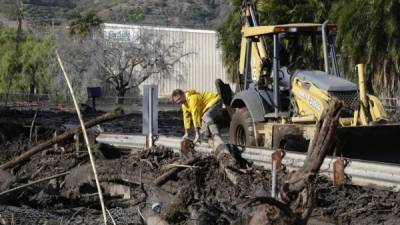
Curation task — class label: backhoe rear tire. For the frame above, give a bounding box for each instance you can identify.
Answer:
[229,108,256,146]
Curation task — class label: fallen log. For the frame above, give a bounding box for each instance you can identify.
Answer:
[208,135,244,185]
[0,108,124,170]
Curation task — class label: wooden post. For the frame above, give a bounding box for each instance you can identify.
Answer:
[333,158,345,187]
[271,149,282,198]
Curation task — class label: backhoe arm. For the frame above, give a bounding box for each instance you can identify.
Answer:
[239,1,267,81]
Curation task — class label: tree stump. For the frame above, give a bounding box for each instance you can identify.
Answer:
[248,99,343,224]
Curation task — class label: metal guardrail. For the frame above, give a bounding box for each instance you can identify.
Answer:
[96,133,400,191]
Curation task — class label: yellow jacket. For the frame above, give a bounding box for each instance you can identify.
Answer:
[182,89,220,129]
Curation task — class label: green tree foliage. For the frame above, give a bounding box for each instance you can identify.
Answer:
[218,0,332,81]
[20,35,53,94]
[69,10,103,38]
[219,0,400,97]
[332,0,400,96]
[217,0,242,82]
[0,27,21,93]
[255,0,332,24]
[0,27,53,94]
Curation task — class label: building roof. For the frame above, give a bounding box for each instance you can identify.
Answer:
[242,23,337,37]
[103,23,217,34]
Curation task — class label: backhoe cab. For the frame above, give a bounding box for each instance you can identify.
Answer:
[221,1,400,163]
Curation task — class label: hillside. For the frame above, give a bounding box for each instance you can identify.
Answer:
[0,0,231,29]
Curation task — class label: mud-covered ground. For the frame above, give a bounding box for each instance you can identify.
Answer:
[0,107,399,225]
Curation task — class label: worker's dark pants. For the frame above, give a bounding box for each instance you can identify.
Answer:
[201,100,223,138]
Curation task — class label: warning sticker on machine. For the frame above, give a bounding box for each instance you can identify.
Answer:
[298,91,322,111]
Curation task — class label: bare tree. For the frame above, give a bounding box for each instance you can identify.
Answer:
[50,29,100,102]
[51,27,188,105]
[96,32,188,104]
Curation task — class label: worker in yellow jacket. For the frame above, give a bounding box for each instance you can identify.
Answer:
[172,89,222,143]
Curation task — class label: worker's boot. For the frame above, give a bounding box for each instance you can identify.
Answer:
[207,133,225,152]
[200,127,211,141]
[207,124,226,153]
[208,124,219,136]
[201,123,219,141]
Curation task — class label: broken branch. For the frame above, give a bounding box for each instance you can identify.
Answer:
[0,171,70,196]
[153,157,199,186]
[29,109,38,144]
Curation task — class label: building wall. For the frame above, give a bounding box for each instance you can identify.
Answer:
[103,23,231,97]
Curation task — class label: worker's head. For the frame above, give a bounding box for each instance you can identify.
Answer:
[172,89,186,104]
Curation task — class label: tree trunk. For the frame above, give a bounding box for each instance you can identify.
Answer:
[29,83,35,103]
[116,89,126,105]
[366,69,375,95]
[207,135,244,185]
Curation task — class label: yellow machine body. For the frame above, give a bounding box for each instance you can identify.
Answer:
[229,2,400,162]
[290,69,389,127]
[238,23,389,127]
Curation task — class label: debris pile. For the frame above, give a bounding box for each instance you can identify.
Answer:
[0,107,399,225]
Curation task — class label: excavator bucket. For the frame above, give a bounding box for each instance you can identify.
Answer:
[335,124,400,164]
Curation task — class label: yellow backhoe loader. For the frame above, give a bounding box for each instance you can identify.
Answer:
[216,1,400,163]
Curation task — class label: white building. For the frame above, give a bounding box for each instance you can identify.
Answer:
[103,23,230,97]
